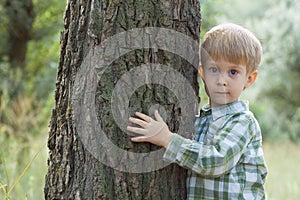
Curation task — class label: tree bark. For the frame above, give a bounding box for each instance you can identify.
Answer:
[44,1,201,199]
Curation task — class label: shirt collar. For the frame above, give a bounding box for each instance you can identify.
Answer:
[201,101,249,121]
[199,104,212,117]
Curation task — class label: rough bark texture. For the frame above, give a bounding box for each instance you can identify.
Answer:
[44,1,201,199]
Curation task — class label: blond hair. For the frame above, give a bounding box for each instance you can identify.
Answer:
[201,23,262,73]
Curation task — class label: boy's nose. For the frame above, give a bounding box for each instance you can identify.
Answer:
[217,74,228,86]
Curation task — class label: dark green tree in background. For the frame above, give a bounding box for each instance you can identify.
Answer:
[0,1,64,198]
[4,0,35,69]
[0,0,64,97]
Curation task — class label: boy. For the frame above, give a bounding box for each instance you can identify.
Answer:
[127,23,268,199]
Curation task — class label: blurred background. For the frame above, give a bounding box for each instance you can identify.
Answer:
[0,0,299,199]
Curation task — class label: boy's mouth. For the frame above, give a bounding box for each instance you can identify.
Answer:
[215,91,229,94]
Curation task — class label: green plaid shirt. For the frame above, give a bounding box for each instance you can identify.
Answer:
[163,101,268,199]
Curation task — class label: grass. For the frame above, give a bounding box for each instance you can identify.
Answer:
[264,141,300,200]
[0,92,50,200]
[0,134,299,199]
[0,135,48,200]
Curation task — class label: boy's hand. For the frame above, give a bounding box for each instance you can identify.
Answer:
[127,110,173,148]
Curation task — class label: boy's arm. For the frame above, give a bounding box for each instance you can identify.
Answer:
[164,117,256,177]
[127,110,173,148]
[127,111,257,177]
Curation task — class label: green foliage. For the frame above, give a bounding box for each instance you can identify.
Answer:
[0,89,50,199]
[252,0,300,142]
[25,0,65,99]
[0,0,65,199]
[0,65,25,99]
[199,0,223,37]
[0,0,9,60]
[259,1,300,142]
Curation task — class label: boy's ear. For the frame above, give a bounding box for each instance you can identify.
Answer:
[244,70,258,89]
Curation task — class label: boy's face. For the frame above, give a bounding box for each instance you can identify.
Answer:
[200,58,257,108]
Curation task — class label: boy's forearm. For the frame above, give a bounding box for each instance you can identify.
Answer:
[163,133,243,177]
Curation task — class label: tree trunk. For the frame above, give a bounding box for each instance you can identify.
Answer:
[44,1,201,199]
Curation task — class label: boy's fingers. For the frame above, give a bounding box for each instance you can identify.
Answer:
[154,110,163,122]
[135,112,152,122]
[126,126,146,135]
[129,117,148,128]
[131,136,148,143]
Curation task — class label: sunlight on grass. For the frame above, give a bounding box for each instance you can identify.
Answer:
[0,135,48,200]
[264,141,300,200]
[1,138,299,199]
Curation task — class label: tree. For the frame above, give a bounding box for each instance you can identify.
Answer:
[3,0,35,69]
[44,0,201,199]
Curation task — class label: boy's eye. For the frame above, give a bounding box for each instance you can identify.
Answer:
[229,69,238,76]
[209,67,218,73]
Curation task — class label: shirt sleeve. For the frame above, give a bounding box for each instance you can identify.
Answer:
[163,116,254,177]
